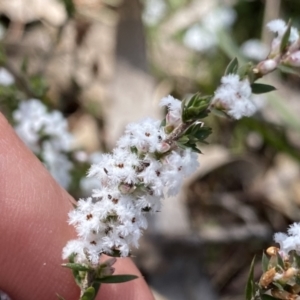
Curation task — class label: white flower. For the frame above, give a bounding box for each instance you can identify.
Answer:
[211,74,257,119]
[267,19,287,35]
[42,142,73,189]
[13,99,74,188]
[142,0,167,26]
[267,19,299,55]
[123,118,164,153]
[160,95,182,127]
[63,98,201,263]
[267,19,299,43]
[0,67,14,86]
[183,6,236,53]
[183,25,217,52]
[241,39,269,61]
[274,222,300,257]
[202,6,236,32]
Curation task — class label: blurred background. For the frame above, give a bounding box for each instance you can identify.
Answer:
[1,0,300,299]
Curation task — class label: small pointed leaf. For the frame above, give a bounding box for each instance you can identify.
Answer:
[276,252,285,269]
[177,136,189,144]
[56,294,66,300]
[251,83,276,94]
[80,287,96,300]
[62,263,90,272]
[262,251,269,273]
[280,20,292,53]
[225,57,239,75]
[160,118,166,127]
[98,275,138,284]
[210,108,229,118]
[59,0,76,18]
[268,255,278,269]
[92,281,101,295]
[293,252,300,267]
[272,282,284,291]
[238,62,253,79]
[278,64,300,77]
[245,256,256,300]
[65,253,84,286]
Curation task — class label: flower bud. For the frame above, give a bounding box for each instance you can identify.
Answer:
[102,257,117,267]
[284,51,300,67]
[266,246,279,256]
[166,111,181,127]
[100,257,117,277]
[164,124,175,134]
[255,59,278,75]
[119,183,135,194]
[259,267,276,288]
[156,142,171,153]
[279,267,298,283]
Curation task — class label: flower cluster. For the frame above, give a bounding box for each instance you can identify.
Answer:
[255,19,300,75]
[62,96,199,264]
[274,222,300,258]
[61,19,300,299]
[183,6,236,53]
[267,19,299,57]
[255,223,300,300]
[13,99,73,189]
[211,74,256,119]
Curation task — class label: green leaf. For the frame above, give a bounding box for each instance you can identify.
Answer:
[181,97,188,112]
[276,252,285,269]
[293,252,300,267]
[278,64,300,77]
[251,83,276,94]
[56,294,66,300]
[189,144,202,153]
[194,127,212,139]
[247,69,256,84]
[177,141,202,153]
[160,118,166,127]
[262,251,269,273]
[261,295,278,300]
[181,94,211,122]
[268,255,278,269]
[59,0,76,18]
[177,136,189,144]
[237,62,253,79]
[210,108,229,118]
[92,281,101,295]
[225,57,239,75]
[98,274,138,284]
[65,254,83,286]
[272,282,284,291]
[280,20,292,53]
[80,287,96,300]
[245,256,256,300]
[130,146,138,154]
[62,263,90,272]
